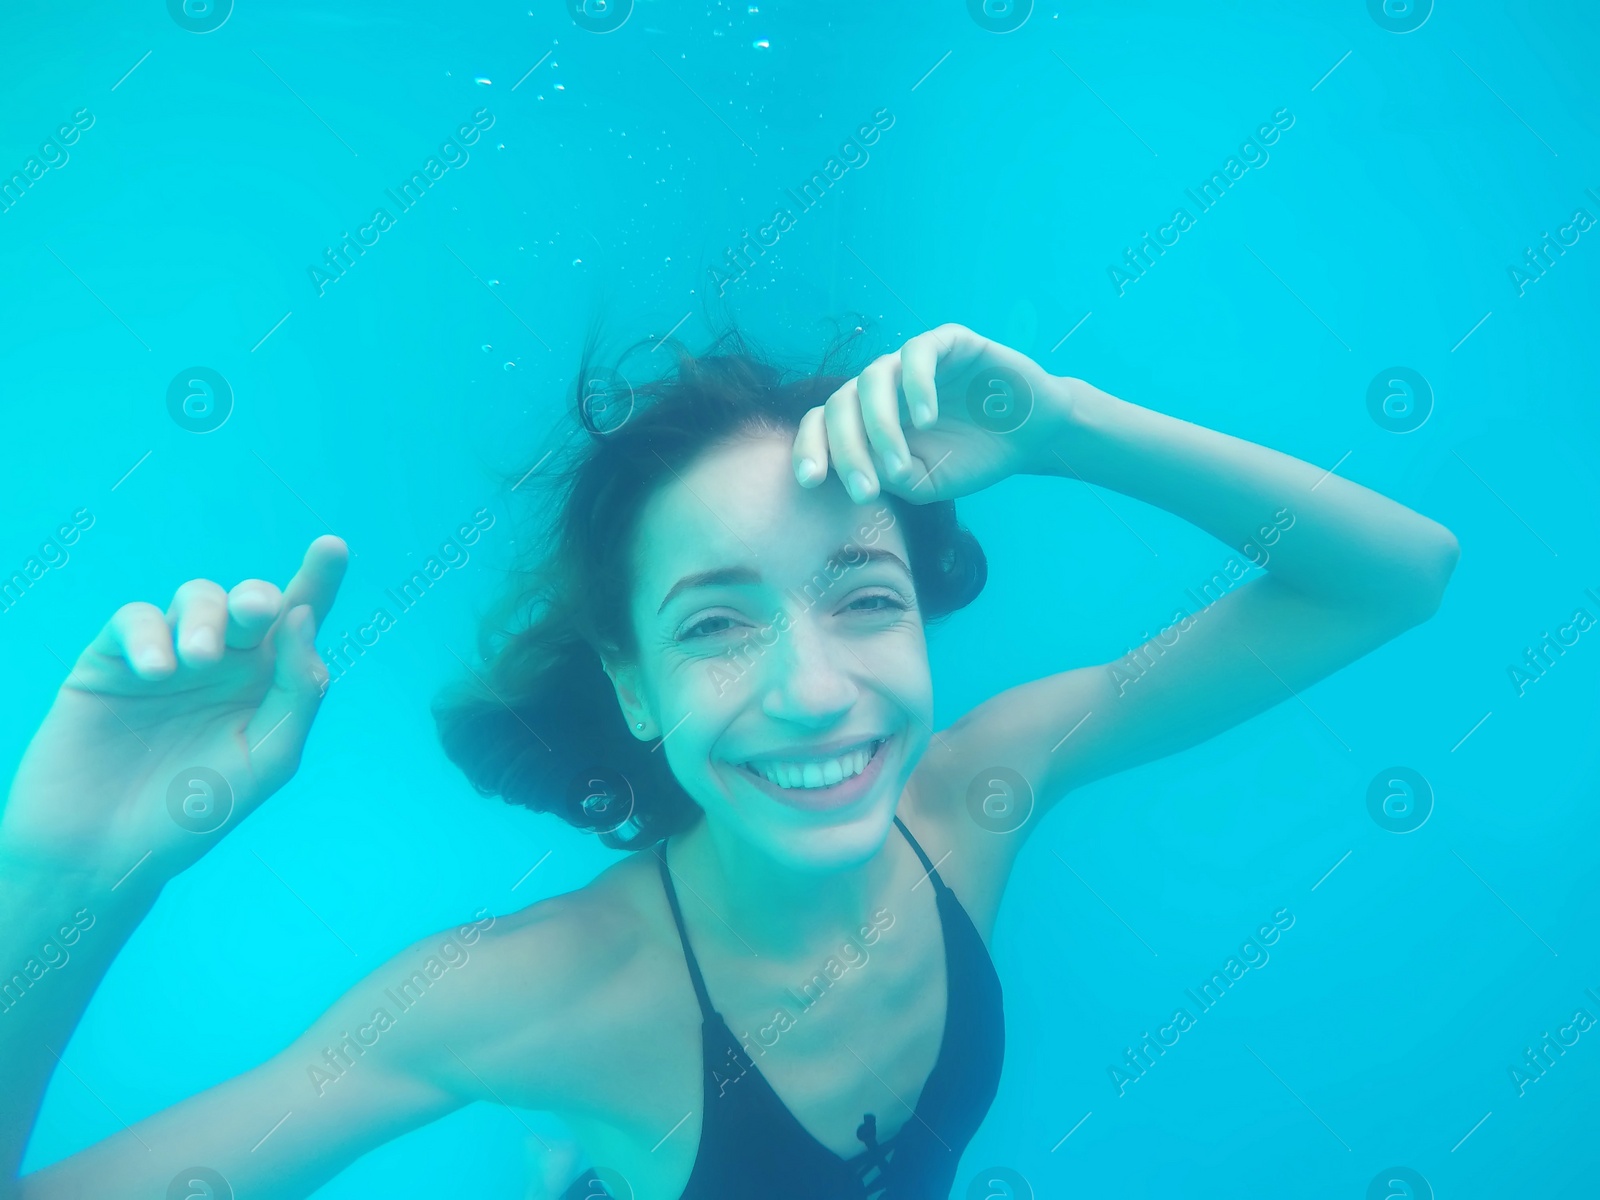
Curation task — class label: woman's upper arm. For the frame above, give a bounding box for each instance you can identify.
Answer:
[920,574,1432,851]
[16,916,534,1200]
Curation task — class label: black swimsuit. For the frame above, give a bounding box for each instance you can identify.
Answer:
[573,816,1005,1199]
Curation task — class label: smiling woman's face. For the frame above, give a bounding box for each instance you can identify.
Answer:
[611,429,934,871]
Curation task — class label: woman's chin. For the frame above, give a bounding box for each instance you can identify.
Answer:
[738,797,901,873]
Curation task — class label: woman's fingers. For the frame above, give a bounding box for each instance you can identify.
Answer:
[244,538,347,789]
[166,579,229,668]
[80,536,341,685]
[793,349,932,502]
[793,404,831,487]
[98,602,176,680]
[899,330,945,429]
[824,378,880,501]
[226,580,283,649]
[821,350,921,502]
[174,577,287,672]
[856,354,923,488]
[246,604,330,792]
[279,535,349,631]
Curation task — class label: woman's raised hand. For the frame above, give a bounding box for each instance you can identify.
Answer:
[791,323,1075,504]
[1,536,348,882]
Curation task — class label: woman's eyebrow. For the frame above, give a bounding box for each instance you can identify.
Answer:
[656,547,910,615]
[657,566,760,615]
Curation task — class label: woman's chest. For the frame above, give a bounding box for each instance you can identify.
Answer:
[563,902,952,1198]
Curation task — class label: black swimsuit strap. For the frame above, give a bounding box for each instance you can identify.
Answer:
[654,841,718,1019]
[656,818,944,1023]
[892,815,948,892]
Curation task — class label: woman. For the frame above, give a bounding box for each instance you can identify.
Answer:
[0,324,1459,1199]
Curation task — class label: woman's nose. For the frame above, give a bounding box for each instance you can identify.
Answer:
[757,618,859,725]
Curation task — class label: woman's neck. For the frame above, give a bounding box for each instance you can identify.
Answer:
[672,815,899,963]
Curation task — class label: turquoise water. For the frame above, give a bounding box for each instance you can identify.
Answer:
[3,1,1598,1196]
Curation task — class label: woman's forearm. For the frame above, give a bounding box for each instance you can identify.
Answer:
[1039,378,1460,615]
[0,844,162,1182]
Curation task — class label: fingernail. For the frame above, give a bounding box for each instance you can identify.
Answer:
[187,628,218,658]
[847,469,873,499]
[913,403,932,426]
[882,451,902,477]
[797,457,818,483]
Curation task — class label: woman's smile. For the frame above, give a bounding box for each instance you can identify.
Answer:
[729,732,894,812]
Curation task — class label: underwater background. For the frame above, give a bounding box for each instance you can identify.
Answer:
[1,1,1597,1196]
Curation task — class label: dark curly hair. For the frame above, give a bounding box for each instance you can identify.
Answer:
[433,324,988,849]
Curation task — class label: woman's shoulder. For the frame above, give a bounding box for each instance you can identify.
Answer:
[401,847,701,1109]
[899,749,1012,940]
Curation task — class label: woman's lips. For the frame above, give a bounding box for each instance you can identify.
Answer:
[734,735,890,812]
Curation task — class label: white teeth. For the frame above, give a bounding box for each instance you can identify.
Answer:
[746,740,880,790]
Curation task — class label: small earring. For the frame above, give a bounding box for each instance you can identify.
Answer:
[635,721,646,730]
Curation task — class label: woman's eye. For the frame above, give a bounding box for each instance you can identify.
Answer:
[682,615,738,640]
[845,592,907,614]
[680,594,906,640]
